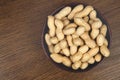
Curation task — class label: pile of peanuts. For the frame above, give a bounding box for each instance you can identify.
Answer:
[45,4,110,70]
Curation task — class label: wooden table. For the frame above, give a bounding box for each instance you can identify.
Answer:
[0,0,120,80]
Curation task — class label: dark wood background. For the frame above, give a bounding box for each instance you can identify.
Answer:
[0,0,120,80]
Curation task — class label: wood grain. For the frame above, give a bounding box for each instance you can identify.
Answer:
[0,0,120,80]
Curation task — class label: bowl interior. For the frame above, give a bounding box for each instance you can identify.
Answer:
[42,3,111,72]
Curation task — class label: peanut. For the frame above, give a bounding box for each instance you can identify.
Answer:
[54,43,61,53]
[68,4,84,19]
[81,53,91,62]
[48,45,54,53]
[88,47,99,57]
[45,33,52,46]
[73,37,84,46]
[55,19,64,41]
[78,45,89,54]
[50,53,63,63]
[74,17,90,31]
[72,33,79,39]
[66,35,73,46]
[65,23,77,28]
[62,57,71,67]
[88,57,95,64]
[95,53,102,62]
[96,34,105,46]
[80,62,88,70]
[100,24,107,36]
[75,26,85,36]
[70,45,77,55]
[50,37,58,44]
[47,16,56,37]
[72,61,81,70]
[62,17,70,26]
[59,39,68,49]
[55,6,71,19]
[63,27,75,35]
[104,38,108,46]
[81,32,96,48]
[90,29,99,39]
[89,19,94,25]
[100,45,110,57]
[83,16,89,22]
[62,48,70,56]
[90,10,97,20]
[91,19,102,29]
[70,52,82,62]
[74,6,94,18]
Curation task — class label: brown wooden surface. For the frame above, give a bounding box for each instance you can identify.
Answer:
[0,0,120,80]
